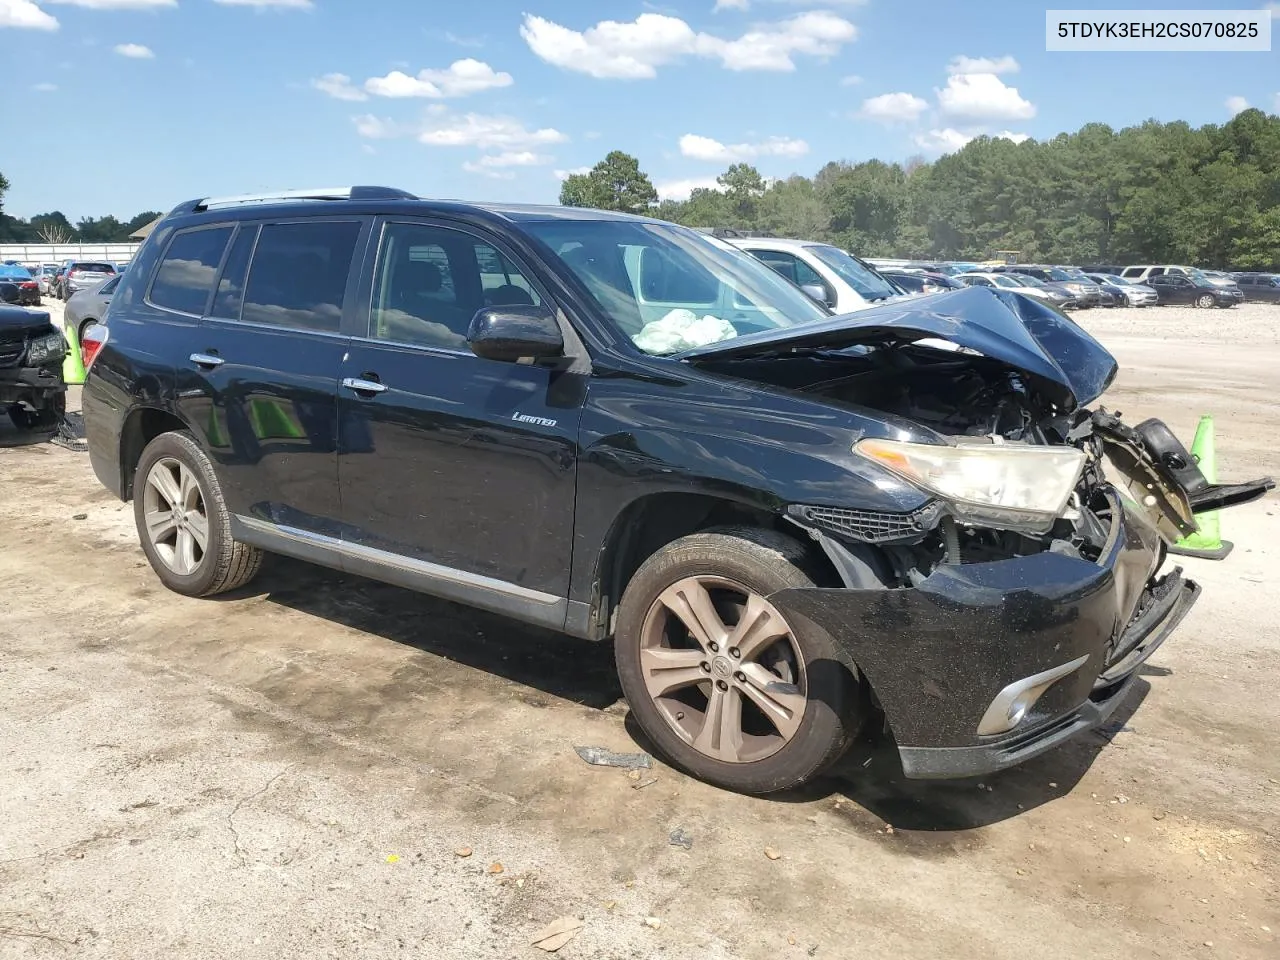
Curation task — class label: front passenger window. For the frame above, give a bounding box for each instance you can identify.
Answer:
[371,224,539,350]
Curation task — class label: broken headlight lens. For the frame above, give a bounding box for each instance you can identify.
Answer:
[27,331,68,366]
[854,438,1086,532]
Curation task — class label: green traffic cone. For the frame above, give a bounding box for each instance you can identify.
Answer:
[61,325,86,386]
[1168,415,1233,560]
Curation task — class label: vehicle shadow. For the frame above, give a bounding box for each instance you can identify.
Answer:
[227,554,623,709]
[231,555,1155,831]
[0,420,58,448]
[817,682,1150,831]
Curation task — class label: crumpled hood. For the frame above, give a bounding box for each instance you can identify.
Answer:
[679,286,1119,409]
[0,306,53,334]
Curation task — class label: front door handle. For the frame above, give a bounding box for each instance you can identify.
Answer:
[341,376,388,395]
[190,352,224,368]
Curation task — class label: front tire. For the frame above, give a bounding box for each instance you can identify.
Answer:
[1196,293,1215,308]
[133,430,263,597]
[614,528,863,794]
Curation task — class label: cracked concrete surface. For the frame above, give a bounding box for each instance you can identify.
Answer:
[1,302,1277,958]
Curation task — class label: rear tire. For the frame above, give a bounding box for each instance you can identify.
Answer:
[614,527,863,794]
[133,430,263,597]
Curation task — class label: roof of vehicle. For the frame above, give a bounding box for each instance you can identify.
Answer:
[722,237,830,252]
[173,187,668,227]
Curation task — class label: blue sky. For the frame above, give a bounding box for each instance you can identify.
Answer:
[3,0,1278,219]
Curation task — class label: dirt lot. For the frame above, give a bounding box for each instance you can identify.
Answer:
[2,300,1278,959]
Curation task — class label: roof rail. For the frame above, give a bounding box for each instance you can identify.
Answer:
[189,185,417,212]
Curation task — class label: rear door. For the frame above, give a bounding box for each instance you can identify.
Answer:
[171,216,369,536]
[335,217,583,612]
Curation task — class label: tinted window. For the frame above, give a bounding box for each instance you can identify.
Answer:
[151,227,233,315]
[241,221,360,332]
[370,222,541,350]
[1148,267,1165,277]
[98,275,121,295]
[211,224,258,319]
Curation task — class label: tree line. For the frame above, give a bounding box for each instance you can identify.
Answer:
[562,110,1280,270]
[0,177,160,245]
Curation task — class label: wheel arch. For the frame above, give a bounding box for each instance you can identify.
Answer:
[119,405,193,500]
[585,491,842,641]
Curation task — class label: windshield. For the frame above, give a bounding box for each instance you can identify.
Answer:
[1046,268,1074,282]
[524,220,828,355]
[989,274,1024,289]
[1013,273,1047,287]
[807,245,900,301]
[1187,268,1209,284]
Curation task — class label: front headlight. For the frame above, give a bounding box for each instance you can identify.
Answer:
[855,438,1086,531]
[27,331,68,366]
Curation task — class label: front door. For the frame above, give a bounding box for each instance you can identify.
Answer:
[173,217,368,535]
[336,218,584,609]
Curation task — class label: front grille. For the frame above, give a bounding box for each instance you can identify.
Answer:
[789,502,940,544]
[0,342,24,368]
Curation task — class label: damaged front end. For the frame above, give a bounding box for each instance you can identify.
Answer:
[686,287,1274,778]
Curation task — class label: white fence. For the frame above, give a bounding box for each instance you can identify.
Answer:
[1,242,142,266]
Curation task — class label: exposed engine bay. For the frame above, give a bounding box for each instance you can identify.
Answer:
[696,341,1274,585]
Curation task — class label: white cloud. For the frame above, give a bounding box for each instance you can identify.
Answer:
[839,74,862,86]
[364,59,513,98]
[913,128,972,153]
[553,166,592,180]
[937,73,1034,121]
[914,128,1030,153]
[947,54,1019,75]
[715,0,866,7]
[114,42,154,58]
[353,114,400,139]
[679,133,808,162]
[654,177,722,201]
[361,144,376,155]
[713,0,749,8]
[520,10,855,79]
[211,0,313,8]
[472,151,549,167]
[33,81,58,91]
[860,91,928,123]
[46,0,173,8]
[313,73,367,101]
[418,112,567,150]
[1,0,59,29]
[1225,95,1249,116]
[461,162,516,180]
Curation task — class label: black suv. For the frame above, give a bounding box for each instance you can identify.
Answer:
[82,187,1272,794]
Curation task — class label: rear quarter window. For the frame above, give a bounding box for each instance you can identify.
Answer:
[149,226,234,315]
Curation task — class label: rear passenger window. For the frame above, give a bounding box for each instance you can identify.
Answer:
[240,221,360,333]
[150,227,233,315]
[211,224,258,319]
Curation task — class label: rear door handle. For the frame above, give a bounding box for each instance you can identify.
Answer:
[190,352,224,368]
[341,377,387,395]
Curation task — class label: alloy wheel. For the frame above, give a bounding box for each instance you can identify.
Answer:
[1196,294,1215,308]
[141,457,209,576]
[638,575,808,763]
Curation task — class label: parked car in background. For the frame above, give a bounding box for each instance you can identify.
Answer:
[1199,270,1239,288]
[728,237,903,312]
[996,265,1103,307]
[82,185,1273,794]
[0,263,41,306]
[1234,273,1280,303]
[880,270,964,295]
[60,261,117,299]
[957,271,1075,308]
[1086,273,1157,307]
[1120,264,1196,283]
[64,273,121,344]
[1082,273,1142,307]
[36,264,60,296]
[1148,272,1243,308]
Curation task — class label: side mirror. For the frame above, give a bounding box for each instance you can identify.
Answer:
[800,283,834,308]
[467,304,564,364]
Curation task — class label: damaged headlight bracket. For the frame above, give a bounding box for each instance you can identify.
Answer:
[26,331,68,367]
[854,438,1086,534]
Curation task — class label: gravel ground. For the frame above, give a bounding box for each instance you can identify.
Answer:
[1,300,1277,959]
